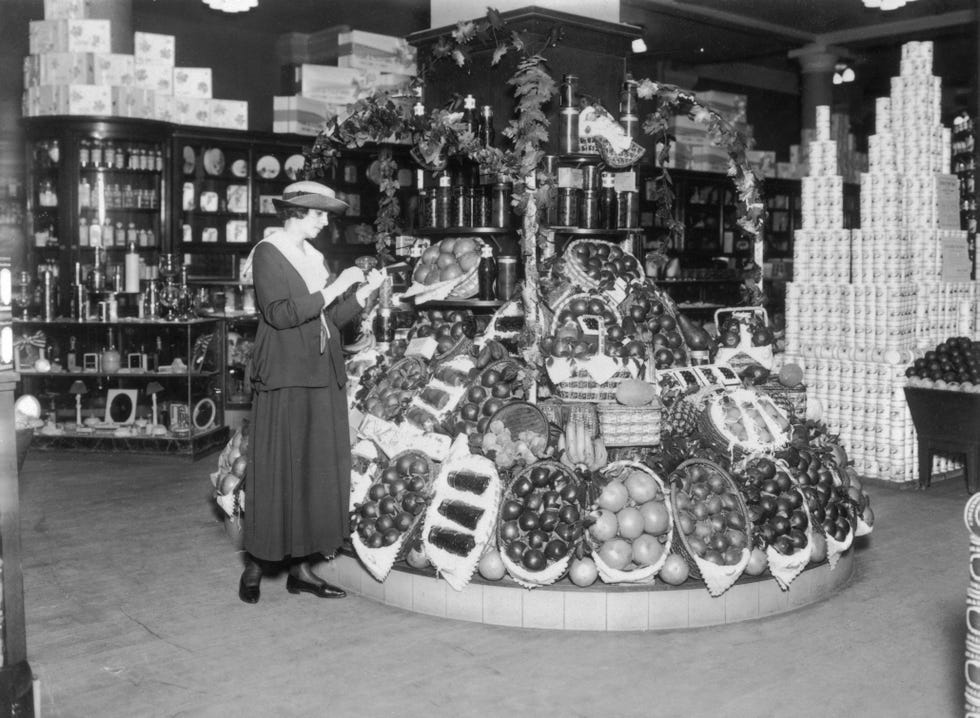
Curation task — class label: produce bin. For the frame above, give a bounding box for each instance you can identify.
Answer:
[904,387,980,492]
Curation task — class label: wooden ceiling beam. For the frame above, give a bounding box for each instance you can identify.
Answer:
[621,0,815,43]
[815,8,976,45]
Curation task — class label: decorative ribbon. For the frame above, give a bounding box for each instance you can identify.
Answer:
[14,331,46,349]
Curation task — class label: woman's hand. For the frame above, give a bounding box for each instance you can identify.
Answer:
[363,269,386,292]
[355,269,387,307]
[335,266,366,291]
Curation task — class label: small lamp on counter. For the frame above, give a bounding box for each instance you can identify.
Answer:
[69,380,87,426]
[146,381,164,429]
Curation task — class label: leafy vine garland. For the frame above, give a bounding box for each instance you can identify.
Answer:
[304,8,765,265]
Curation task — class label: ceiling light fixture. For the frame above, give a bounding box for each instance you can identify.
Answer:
[631,38,648,54]
[202,0,258,12]
[862,0,918,10]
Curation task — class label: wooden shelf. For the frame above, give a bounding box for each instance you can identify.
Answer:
[413,227,515,236]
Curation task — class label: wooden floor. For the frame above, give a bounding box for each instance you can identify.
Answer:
[16,449,971,718]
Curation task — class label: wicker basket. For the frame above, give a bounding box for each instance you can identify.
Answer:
[596,399,662,447]
[563,239,644,293]
[488,401,549,447]
[668,458,752,596]
[758,378,807,419]
[588,460,673,584]
[497,459,580,588]
[763,485,816,590]
[594,135,645,169]
[352,448,436,582]
[447,265,480,299]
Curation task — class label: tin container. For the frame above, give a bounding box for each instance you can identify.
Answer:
[497,256,517,301]
[557,187,579,227]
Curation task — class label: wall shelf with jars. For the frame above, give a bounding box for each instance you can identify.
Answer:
[23,117,170,313]
[13,316,227,459]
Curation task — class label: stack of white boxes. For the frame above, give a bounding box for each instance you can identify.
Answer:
[273,28,417,135]
[785,41,974,484]
[22,0,248,129]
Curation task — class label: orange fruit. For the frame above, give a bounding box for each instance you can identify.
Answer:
[440,265,463,281]
[458,251,480,272]
[436,252,458,269]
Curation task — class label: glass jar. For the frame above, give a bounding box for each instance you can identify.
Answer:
[557,187,580,227]
[491,183,511,228]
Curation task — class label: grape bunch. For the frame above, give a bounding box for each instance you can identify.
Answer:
[480,419,547,470]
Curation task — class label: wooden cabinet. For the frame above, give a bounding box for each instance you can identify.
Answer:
[14,317,228,458]
[22,116,171,307]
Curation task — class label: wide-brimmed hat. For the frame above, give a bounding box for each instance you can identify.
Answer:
[272,180,349,214]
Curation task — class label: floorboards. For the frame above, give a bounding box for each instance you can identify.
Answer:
[15,450,970,718]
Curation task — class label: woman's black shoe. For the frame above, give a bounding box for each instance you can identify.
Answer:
[286,574,346,598]
[239,574,260,604]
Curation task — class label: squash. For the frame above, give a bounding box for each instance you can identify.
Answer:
[615,378,657,407]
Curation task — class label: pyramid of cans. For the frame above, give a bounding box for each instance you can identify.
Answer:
[785,41,975,483]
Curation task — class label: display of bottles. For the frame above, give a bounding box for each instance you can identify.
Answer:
[477,245,497,301]
[38,179,57,207]
[80,139,163,172]
[78,177,91,208]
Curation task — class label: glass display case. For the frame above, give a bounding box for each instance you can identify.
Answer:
[14,317,228,458]
[22,117,170,311]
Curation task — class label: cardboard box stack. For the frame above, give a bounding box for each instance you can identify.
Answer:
[273,26,416,135]
[784,41,974,484]
[23,1,248,129]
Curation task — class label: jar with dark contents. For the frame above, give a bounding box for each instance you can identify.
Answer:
[617,190,639,229]
[435,177,452,229]
[580,189,600,228]
[557,187,580,227]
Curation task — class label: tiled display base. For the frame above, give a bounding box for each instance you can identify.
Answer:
[317,551,856,631]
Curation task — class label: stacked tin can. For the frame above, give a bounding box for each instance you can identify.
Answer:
[784,40,975,484]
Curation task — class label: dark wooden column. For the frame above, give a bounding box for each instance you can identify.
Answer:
[0,371,33,717]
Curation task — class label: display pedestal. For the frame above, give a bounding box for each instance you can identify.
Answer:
[315,550,855,632]
[905,387,980,492]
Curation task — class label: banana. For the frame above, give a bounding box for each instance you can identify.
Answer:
[565,420,580,464]
[591,436,608,470]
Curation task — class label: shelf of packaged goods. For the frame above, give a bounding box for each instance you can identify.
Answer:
[17,370,221,379]
[421,299,506,309]
[79,207,160,214]
[548,227,642,235]
[79,167,162,176]
[412,227,515,236]
[657,278,740,285]
[29,424,229,460]
[15,318,218,327]
[180,211,249,220]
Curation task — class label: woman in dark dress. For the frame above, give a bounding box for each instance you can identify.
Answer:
[239,180,385,603]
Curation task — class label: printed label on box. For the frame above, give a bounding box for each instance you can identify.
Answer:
[134,31,175,64]
[173,67,213,98]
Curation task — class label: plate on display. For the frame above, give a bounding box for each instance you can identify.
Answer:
[226,219,248,244]
[256,155,280,179]
[203,147,225,176]
[226,184,247,213]
[202,227,219,243]
[14,394,41,420]
[230,158,248,178]
[182,146,196,175]
[193,398,217,431]
[284,154,305,181]
[200,191,219,212]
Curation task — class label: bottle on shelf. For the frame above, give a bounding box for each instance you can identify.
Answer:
[372,276,395,352]
[477,244,497,301]
[461,94,478,138]
[102,328,121,374]
[79,177,91,208]
[478,105,495,148]
[66,336,79,372]
[619,77,639,140]
[558,74,580,154]
[600,172,618,229]
[89,245,105,292]
[70,262,86,321]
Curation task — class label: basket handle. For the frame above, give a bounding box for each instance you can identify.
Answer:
[713,306,770,329]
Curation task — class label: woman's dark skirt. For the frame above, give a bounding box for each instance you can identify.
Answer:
[244,384,351,562]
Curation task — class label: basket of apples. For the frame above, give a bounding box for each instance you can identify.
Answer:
[619,281,690,370]
[360,356,429,421]
[408,309,477,365]
[496,460,589,588]
[350,450,436,582]
[585,460,674,584]
[714,307,775,378]
[408,236,485,301]
[541,292,645,402]
[669,458,752,596]
[561,239,644,293]
[777,445,857,568]
[734,455,815,589]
